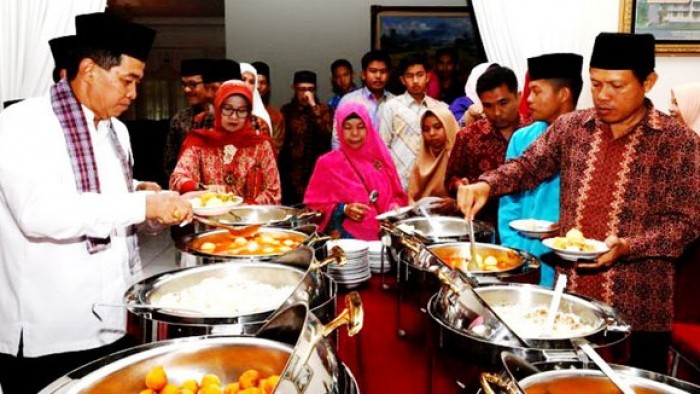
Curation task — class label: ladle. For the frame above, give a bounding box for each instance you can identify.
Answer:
[573,339,636,394]
[467,218,480,271]
[417,204,440,234]
[193,215,262,237]
[543,273,567,335]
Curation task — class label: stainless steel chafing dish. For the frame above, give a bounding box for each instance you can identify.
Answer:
[123,247,343,342]
[479,352,700,394]
[175,226,326,265]
[427,277,632,393]
[41,294,364,394]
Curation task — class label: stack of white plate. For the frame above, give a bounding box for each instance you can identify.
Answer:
[326,239,371,288]
[367,241,390,273]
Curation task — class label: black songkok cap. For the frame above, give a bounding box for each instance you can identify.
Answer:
[49,35,78,68]
[75,12,156,62]
[180,58,211,77]
[3,99,23,109]
[528,53,583,82]
[590,32,655,71]
[203,59,242,83]
[293,70,316,85]
[252,61,270,81]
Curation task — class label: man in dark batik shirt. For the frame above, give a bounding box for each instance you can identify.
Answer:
[279,70,333,205]
[457,33,700,374]
[445,65,530,232]
[163,58,212,180]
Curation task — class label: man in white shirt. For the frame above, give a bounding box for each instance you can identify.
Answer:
[0,12,192,394]
[380,53,449,188]
[331,50,395,149]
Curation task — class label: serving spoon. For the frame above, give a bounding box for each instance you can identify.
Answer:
[466,218,480,271]
[543,274,567,335]
[193,215,262,237]
[573,339,636,394]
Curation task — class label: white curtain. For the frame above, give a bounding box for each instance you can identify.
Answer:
[0,0,106,109]
[471,0,619,108]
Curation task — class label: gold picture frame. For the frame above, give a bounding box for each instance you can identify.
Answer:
[619,0,700,54]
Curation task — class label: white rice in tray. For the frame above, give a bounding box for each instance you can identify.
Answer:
[155,277,296,316]
[491,304,598,338]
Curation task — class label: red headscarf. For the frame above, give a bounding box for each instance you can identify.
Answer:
[304,102,407,240]
[179,81,270,156]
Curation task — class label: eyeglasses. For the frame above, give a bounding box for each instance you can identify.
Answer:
[181,81,204,89]
[295,86,316,92]
[220,105,250,118]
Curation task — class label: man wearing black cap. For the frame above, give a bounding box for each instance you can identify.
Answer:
[279,70,333,205]
[163,58,212,180]
[193,58,242,129]
[48,34,78,82]
[0,12,193,393]
[498,52,583,288]
[252,61,285,155]
[458,33,699,373]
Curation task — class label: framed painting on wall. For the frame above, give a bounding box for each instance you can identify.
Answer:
[619,0,700,54]
[370,5,487,94]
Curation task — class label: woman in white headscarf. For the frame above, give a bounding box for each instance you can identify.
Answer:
[240,62,273,136]
[670,82,700,135]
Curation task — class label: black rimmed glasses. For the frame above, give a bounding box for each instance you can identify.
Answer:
[220,105,250,118]
[180,81,204,90]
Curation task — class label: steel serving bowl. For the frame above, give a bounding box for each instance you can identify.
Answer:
[428,282,631,362]
[176,227,317,264]
[428,242,532,275]
[480,358,700,394]
[42,336,291,394]
[43,294,364,394]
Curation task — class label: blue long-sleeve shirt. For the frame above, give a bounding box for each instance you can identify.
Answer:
[498,121,559,287]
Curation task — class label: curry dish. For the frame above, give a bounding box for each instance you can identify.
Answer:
[525,375,665,394]
[190,231,305,256]
[432,247,523,272]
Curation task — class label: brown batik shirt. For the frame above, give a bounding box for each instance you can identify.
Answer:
[163,106,214,180]
[481,100,700,331]
[279,100,333,205]
[445,115,531,230]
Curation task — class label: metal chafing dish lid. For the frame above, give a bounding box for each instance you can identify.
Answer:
[396,216,494,240]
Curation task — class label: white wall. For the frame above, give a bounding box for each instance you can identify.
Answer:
[225,0,466,108]
[225,0,700,112]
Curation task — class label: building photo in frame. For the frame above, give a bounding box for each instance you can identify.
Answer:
[371,5,487,94]
[620,0,700,53]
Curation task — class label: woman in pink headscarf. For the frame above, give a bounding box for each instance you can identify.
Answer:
[670,82,700,135]
[304,102,408,240]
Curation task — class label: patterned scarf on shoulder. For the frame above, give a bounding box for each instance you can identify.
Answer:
[50,80,133,253]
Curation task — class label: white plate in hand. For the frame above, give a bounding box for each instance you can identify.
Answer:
[542,237,610,261]
[509,219,559,238]
[189,196,243,216]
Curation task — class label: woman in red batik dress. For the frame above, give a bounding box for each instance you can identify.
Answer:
[170,81,281,204]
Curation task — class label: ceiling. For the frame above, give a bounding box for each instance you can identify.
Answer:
[107,0,224,18]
